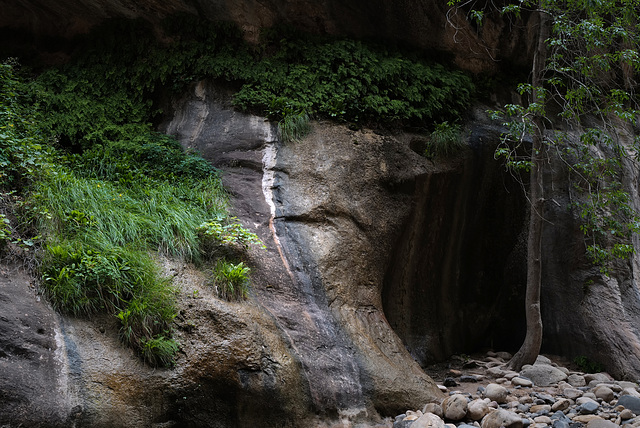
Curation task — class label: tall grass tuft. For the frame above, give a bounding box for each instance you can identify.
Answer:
[30,166,228,366]
[424,121,465,158]
[279,112,311,144]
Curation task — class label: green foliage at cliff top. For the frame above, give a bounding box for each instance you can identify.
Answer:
[33,16,473,149]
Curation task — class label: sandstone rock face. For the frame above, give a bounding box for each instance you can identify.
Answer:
[0,263,73,427]
[162,81,445,418]
[381,113,529,365]
[1,258,311,427]
[539,147,640,380]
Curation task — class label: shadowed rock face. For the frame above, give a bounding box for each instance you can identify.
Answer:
[0,0,535,74]
[539,151,640,380]
[382,123,529,366]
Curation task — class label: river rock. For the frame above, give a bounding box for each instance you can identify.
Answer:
[585,418,618,428]
[468,399,491,421]
[553,420,570,428]
[513,377,534,387]
[488,367,506,378]
[579,401,600,415]
[618,395,640,414]
[620,409,635,420]
[423,403,444,418]
[485,383,509,404]
[535,356,553,365]
[481,409,523,428]
[563,387,583,400]
[442,394,468,421]
[520,364,568,387]
[530,404,551,414]
[594,385,615,402]
[552,411,571,422]
[504,371,520,380]
[551,399,571,412]
[567,374,587,387]
[619,382,639,390]
[573,415,603,423]
[585,373,613,384]
[621,388,640,398]
[406,410,424,419]
[577,397,599,406]
[535,416,553,424]
[412,412,446,428]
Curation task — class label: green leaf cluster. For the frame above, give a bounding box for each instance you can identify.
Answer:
[0,213,10,247]
[233,34,474,126]
[197,217,264,300]
[30,17,473,150]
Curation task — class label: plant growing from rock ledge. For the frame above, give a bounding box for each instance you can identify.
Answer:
[212,259,251,301]
[424,121,465,158]
[0,214,9,242]
[197,217,265,253]
[198,217,263,301]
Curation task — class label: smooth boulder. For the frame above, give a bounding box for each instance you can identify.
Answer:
[520,364,568,387]
[442,394,468,421]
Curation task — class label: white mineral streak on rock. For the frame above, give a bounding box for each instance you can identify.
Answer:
[261,133,296,283]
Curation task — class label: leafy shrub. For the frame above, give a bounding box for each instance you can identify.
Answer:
[198,217,264,253]
[233,36,474,127]
[212,259,251,301]
[29,18,473,153]
[0,61,54,189]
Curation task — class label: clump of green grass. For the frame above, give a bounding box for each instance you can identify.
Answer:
[424,121,465,158]
[212,259,251,301]
[27,168,227,365]
[279,112,311,144]
[30,172,226,261]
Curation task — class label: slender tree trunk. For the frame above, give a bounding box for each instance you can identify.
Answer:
[507,8,550,372]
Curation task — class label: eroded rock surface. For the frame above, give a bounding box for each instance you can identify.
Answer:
[162,81,444,418]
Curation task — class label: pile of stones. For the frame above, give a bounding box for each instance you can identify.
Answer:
[394,353,640,428]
